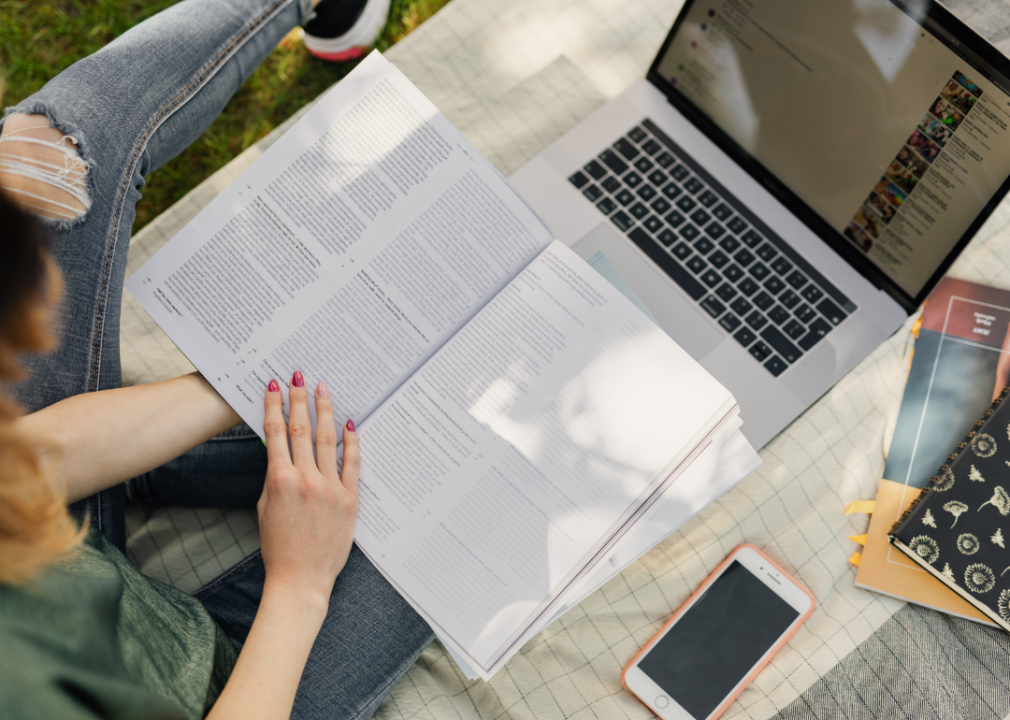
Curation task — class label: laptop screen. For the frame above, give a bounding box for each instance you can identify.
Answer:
[654,0,1010,300]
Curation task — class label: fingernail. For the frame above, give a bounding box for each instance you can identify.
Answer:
[267,379,280,393]
[346,419,355,432]
[292,370,304,388]
[316,381,330,397]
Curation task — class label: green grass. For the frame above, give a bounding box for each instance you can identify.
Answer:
[0,0,451,232]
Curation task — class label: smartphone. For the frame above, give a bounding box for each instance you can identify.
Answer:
[622,544,815,720]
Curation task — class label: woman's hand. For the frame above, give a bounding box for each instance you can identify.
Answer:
[258,371,359,609]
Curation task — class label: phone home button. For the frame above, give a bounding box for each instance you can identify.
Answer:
[655,695,670,709]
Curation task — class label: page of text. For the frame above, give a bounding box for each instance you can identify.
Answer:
[126,52,552,434]
[353,241,734,677]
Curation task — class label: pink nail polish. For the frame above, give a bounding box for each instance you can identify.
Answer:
[346,419,356,432]
[316,381,330,397]
[292,370,304,388]
[267,379,280,393]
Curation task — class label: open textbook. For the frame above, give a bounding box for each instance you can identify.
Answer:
[126,52,757,679]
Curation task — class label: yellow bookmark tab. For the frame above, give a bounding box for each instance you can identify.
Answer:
[848,552,862,567]
[845,500,875,516]
[849,534,867,545]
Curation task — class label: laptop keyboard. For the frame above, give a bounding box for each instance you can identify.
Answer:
[568,119,857,377]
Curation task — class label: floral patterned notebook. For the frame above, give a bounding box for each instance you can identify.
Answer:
[889,386,1010,631]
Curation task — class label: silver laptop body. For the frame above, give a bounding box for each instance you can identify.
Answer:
[510,0,1010,447]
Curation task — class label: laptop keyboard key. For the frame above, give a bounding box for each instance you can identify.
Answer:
[644,215,663,233]
[602,176,621,193]
[761,326,801,363]
[694,237,715,255]
[764,276,786,295]
[756,244,777,262]
[734,248,755,267]
[742,229,763,247]
[716,282,737,302]
[745,311,768,330]
[611,211,634,232]
[738,277,760,296]
[651,197,672,214]
[624,171,643,188]
[720,313,742,333]
[684,177,704,195]
[634,157,654,173]
[676,196,697,213]
[658,228,678,246]
[710,203,732,221]
[708,250,729,269]
[799,318,832,350]
[597,197,616,215]
[656,151,675,168]
[786,270,807,290]
[670,164,690,182]
[642,139,662,155]
[749,262,770,281]
[730,297,752,317]
[628,126,647,143]
[783,319,805,340]
[701,295,726,317]
[665,210,686,227]
[648,170,667,186]
[764,355,788,377]
[801,285,823,304]
[628,227,706,301]
[698,190,719,207]
[795,303,817,323]
[671,242,692,260]
[637,185,658,202]
[768,305,789,325]
[583,185,602,202]
[752,291,774,311]
[629,202,649,219]
[584,160,607,180]
[569,171,589,188]
[662,183,683,200]
[701,269,722,288]
[680,224,701,241]
[599,149,629,175]
[724,264,745,282]
[734,326,757,348]
[817,298,847,325]
[614,137,639,160]
[778,289,800,309]
[749,340,772,362]
[771,257,793,276]
[686,256,707,274]
[615,189,635,206]
[719,235,740,253]
[691,208,711,226]
[705,222,726,240]
[727,216,748,235]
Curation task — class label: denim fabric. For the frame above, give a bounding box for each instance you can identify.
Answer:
[5,0,434,715]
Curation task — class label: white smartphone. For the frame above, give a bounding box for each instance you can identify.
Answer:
[622,544,815,720]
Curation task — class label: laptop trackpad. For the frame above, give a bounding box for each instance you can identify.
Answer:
[572,223,723,359]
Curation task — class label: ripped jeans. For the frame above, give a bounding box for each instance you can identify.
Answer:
[1,1,433,717]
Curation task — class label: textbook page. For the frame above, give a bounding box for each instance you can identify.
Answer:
[125,51,552,434]
[353,240,736,678]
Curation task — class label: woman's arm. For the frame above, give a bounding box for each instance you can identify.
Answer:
[207,373,359,720]
[17,372,241,503]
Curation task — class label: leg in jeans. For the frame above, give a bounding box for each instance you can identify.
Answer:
[3,0,316,549]
[4,0,434,711]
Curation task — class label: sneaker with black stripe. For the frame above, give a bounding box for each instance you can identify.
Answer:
[302,0,390,62]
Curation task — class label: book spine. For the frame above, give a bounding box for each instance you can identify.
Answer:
[887,385,1010,538]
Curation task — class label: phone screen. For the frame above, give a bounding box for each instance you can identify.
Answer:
[637,560,800,719]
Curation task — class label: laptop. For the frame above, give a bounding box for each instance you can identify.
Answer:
[509,0,1010,448]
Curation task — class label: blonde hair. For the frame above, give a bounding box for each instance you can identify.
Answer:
[0,199,85,585]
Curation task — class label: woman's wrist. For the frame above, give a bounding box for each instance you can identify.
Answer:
[261,576,331,628]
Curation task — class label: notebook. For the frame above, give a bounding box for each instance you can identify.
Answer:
[888,386,1010,630]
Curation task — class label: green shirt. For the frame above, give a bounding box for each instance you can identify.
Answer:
[0,528,236,719]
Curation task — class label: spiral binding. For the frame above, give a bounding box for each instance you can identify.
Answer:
[887,385,1010,539]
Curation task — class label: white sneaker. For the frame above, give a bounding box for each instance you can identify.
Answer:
[302,0,391,62]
